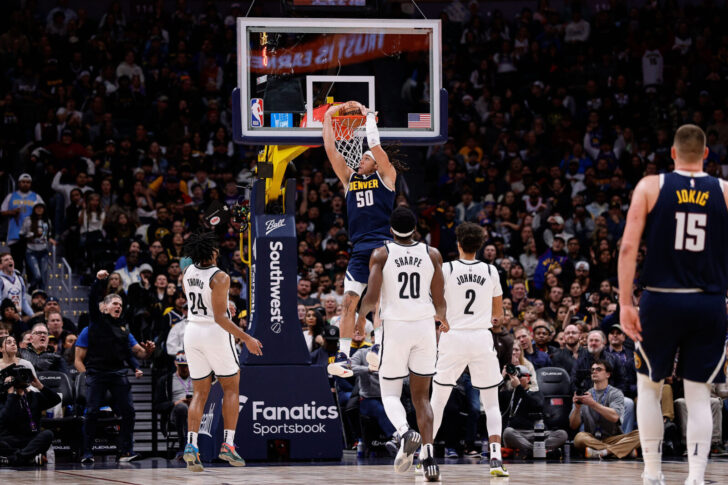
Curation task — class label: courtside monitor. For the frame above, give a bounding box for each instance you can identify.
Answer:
[234,18,446,146]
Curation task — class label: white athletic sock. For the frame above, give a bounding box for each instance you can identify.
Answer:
[636,374,665,479]
[430,382,453,440]
[420,443,434,460]
[187,431,198,447]
[374,326,383,346]
[490,442,502,461]
[684,380,711,484]
[339,337,352,355]
[224,429,236,447]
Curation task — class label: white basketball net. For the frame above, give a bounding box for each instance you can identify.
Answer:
[333,116,367,170]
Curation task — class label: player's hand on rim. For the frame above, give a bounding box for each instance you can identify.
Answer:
[619,305,643,342]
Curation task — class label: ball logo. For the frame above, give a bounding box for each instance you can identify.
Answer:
[634,352,642,370]
[271,321,281,334]
[265,218,286,235]
[210,216,221,226]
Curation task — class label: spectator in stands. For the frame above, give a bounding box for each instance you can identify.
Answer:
[605,324,636,400]
[74,269,155,463]
[501,364,567,457]
[1,174,43,273]
[0,299,28,341]
[44,311,67,352]
[19,203,55,292]
[302,308,325,352]
[154,352,191,460]
[28,296,76,333]
[514,326,551,370]
[0,336,37,379]
[297,278,318,308]
[570,360,640,459]
[0,369,59,466]
[510,342,538,392]
[0,253,33,317]
[350,345,398,453]
[18,323,68,374]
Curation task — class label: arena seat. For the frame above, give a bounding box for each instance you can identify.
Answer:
[535,367,572,432]
[38,371,83,458]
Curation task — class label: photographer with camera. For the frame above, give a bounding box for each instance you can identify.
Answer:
[501,364,568,457]
[74,270,156,463]
[154,352,192,459]
[0,363,59,465]
[569,360,640,459]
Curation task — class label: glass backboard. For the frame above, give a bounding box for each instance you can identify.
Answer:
[234,18,446,146]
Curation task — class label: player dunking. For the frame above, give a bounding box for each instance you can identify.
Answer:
[323,100,396,376]
[430,222,508,477]
[181,231,263,472]
[357,206,448,482]
[618,125,728,485]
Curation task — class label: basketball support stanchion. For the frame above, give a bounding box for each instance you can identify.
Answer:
[197,144,344,462]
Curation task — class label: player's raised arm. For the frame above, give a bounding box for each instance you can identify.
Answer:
[618,175,657,342]
[323,103,355,188]
[428,247,448,332]
[210,271,263,355]
[360,103,396,189]
[356,247,388,330]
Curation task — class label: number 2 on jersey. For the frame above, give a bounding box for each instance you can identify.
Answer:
[188,292,209,315]
[355,190,374,208]
[464,289,476,315]
[674,212,706,251]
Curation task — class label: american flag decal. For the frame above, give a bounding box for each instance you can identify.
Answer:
[407,113,432,128]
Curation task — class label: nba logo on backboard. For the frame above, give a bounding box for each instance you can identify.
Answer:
[251,98,263,127]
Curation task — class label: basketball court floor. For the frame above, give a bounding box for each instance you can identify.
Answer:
[11,455,728,484]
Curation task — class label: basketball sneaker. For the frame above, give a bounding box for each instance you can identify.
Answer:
[219,443,246,466]
[183,443,204,472]
[642,473,666,485]
[384,436,399,457]
[394,429,421,473]
[444,447,458,458]
[420,455,440,482]
[490,458,509,477]
[366,344,381,370]
[327,351,354,378]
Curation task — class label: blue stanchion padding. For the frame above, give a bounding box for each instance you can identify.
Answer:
[198,365,343,461]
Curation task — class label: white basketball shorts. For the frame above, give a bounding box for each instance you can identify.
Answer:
[183,322,240,380]
[435,329,502,389]
[378,318,437,379]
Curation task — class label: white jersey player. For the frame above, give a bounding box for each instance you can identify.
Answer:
[356,206,448,482]
[181,231,262,472]
[430,222,508,477]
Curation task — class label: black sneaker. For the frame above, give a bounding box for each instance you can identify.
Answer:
[421,455,440,482]
[393,429,421,473]
[384,436,399,457]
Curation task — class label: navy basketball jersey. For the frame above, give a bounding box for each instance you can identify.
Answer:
[345,171,395,250]
[641,171,728,293]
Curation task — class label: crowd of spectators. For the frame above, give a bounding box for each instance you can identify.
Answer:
[1,0,728,461]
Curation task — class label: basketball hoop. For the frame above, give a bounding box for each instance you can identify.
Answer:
[332,115,374,170]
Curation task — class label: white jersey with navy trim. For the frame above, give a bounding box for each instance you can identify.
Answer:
[379,241,435,321]
[183,264,225,325]
[442,259,502,331]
